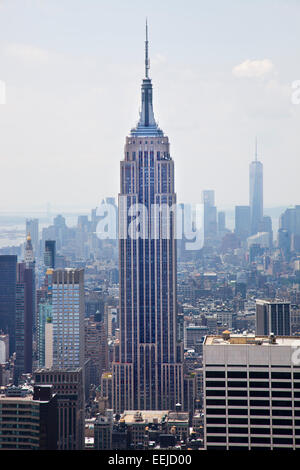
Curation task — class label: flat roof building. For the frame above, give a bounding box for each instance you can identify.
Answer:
[203,332,300,450]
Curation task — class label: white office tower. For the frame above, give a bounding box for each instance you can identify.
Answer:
[52,269,84,369]
[203,331,300,450]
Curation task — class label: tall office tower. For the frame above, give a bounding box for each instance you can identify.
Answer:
[26,218,39,257]
[249,141,263,235]
[84,315,108,386]
[34,368,84,450]
[112,24,184,413]
[0,256,17,355]
[14,263,33,383]
[218,211,226,234]
[53,214,68,250]
[202,190,217,243]
[36,268,53,368]
[203,332,300,450]
[0,385,58,450]
[24,234,36,334]
[235,205,251,242]
[279,205,300,235]
[37,300,53,368]
[278,228,290,258]
[256,300,291,336]
[44,240,56,269]
[279,205,300,254]
[52,268,84,369]
[258,215,273,248]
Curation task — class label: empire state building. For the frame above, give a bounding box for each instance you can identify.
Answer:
[112,24,184,412]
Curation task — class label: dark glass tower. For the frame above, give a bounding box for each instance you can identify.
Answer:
[112,24,184,413]
[44,240,56,269]
[15,262,33,384]
[0,256,17,354]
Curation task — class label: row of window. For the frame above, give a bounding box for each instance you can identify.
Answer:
[206,371,296,379]
[206,381,300,388]
[207,408,300,416]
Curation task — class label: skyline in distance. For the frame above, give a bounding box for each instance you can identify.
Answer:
[0,0,299,211]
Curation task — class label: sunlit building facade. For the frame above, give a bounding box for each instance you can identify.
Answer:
[112,25,184,413]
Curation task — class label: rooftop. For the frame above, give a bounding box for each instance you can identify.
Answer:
[122,410,169,425]
[204,333,300,347]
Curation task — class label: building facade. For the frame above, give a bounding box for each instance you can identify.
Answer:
[256,299,291,336]
[112,25,184,413]
[0,256,17,355]
[52,268,85,369]
[14,262,34,383]
[203,332,300,449]
[0,385,58,450]
[235,205,251,242]
[34,368,84,450]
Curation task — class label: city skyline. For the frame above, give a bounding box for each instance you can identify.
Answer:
[1,1,300,454]
[0,0,300,211]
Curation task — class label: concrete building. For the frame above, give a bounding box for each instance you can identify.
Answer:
[84,315,108,386]
[33,368,84,450]
[203,332,300,449]
[0,384,58,450]
[94,409,113,450]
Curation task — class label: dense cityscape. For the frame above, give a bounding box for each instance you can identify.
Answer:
[1,3,300,456]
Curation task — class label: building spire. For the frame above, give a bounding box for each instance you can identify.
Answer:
[145,18,150,78]
[255,136,258,162]
[130,21,163,136]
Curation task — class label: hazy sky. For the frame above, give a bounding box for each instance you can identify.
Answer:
[0,0,299,212]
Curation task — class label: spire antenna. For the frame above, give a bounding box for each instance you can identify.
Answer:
[145,18,150,78]
[255,136,258,162]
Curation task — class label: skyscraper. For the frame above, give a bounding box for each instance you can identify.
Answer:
[0,256,17,355]
[203,331,300,450]
[249,140,263,235]
[235,205,251,242]
[52,268,85,369]
[34,368,84,450]
[256,300,291,336]
[44,240,56,269]
[112,23,184,413]
[26,218,39,258]
[15,262,33,383]
[24,234,36,335]
[202,190,217,244]
[84,315,108,386]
